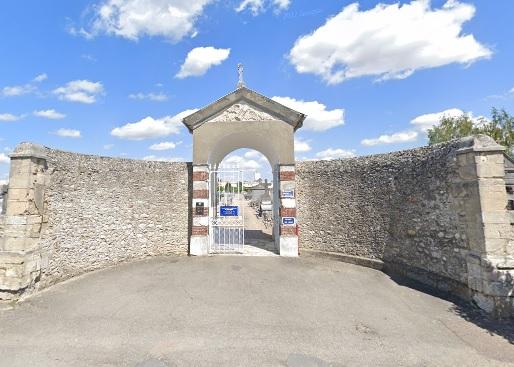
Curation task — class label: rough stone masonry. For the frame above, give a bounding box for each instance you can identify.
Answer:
[0,143,190,300]
[297,135,514,318]
[0,136,513,318]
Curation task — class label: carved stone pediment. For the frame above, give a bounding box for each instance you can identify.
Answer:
[207,102,278,122]
[181,87,306,132]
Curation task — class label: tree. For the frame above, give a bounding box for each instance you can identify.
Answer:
[428,108,514,157]
[480,108,514,157]
[427,114,476,144]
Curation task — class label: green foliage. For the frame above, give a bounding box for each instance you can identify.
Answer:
[428,108,514,157]
[427,114,476,144]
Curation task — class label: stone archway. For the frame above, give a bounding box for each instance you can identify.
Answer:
[182,86,305,257]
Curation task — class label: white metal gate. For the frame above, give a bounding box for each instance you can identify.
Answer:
[209,166,248,254]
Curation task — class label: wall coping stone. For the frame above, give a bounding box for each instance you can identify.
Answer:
[10,142,48,160]
[456,135,506,155]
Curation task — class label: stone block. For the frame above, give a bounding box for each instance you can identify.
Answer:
[280,171,295,181]
[193,190,208,199]
[2,237,39,252]
[458,163,477,181]
[192,226,208,236]
[481,211,510,224]
[190,236,209,256]
[473,293,495,314]
[4,216,28,226]
[476,163,506,178]
[482,279,514,297]
[192,165,209,173]
[483,225,511,240]
[5,201,30,216]
[192,171,208,181]
[467,276,483,292]
[193,181,208,191]
[280,208,296,217]
[280,198,296,209]
[483,238,508,256]
[0,252,25,265]
[280,225,296,236]
[480,194,509,212]
[280,235,298,257]
[0,272,31,290]
[193,216,209,227]
[5,188,30,202]
[4,221,41,237]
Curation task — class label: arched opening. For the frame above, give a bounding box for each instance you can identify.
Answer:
[184,85,305,257]
[216,148,278,255]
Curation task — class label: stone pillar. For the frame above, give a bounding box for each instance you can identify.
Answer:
[457,136,514,318]
[0,143,47,302]
[190,164,209,256]
[278,164,298,257]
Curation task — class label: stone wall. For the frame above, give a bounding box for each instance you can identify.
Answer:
[297,136,514,317]
[0,143,190,299]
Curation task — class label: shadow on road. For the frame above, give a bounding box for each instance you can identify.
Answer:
[387,273,514,345]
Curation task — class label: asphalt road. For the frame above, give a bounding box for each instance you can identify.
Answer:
[1,255,513,367]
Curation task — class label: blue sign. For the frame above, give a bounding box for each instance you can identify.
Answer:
[220,206,239,217]
[282,217,296,225]
[281,190,295,198]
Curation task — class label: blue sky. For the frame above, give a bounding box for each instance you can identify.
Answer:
[1,0,514,182]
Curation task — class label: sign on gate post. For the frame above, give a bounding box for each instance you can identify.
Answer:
[282,217,296,225]
[220,206,239,217]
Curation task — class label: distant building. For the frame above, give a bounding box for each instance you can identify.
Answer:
[247,179,272,203]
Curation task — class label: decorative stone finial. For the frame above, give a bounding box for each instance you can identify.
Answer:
[237,63,245,89]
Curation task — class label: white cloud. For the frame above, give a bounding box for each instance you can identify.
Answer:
[53,80,104,104]
[33,109,66,120]
[289,0,491,84]
[410,108,465,132]
[129,92,169,102]
[223,155,262,170]
[176,47,230,79]
[244,150,262,159]
[236,0,264,14]
[294,137,311,152]
[82,54,97,63]
[236,0,290,15]
[273,0,290,11]
[0,153,9,164]
[55,128,81,138]
[143,155,183,162]
[360,108,474,147]
[85,0,215,42]
[2,74,47,97]
[2,84,35,97]
[149,141,176,151]
[0,113,23,122]
[272,96,344,131]
[33,73,48,82]
[361,130,419,146]
[111,109,196,140]
[316,148,356,160]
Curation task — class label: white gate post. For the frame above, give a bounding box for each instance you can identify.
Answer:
[278,164,298,257]
[190,164,209,256]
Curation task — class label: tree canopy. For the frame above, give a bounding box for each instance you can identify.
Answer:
[428,108,514,157]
